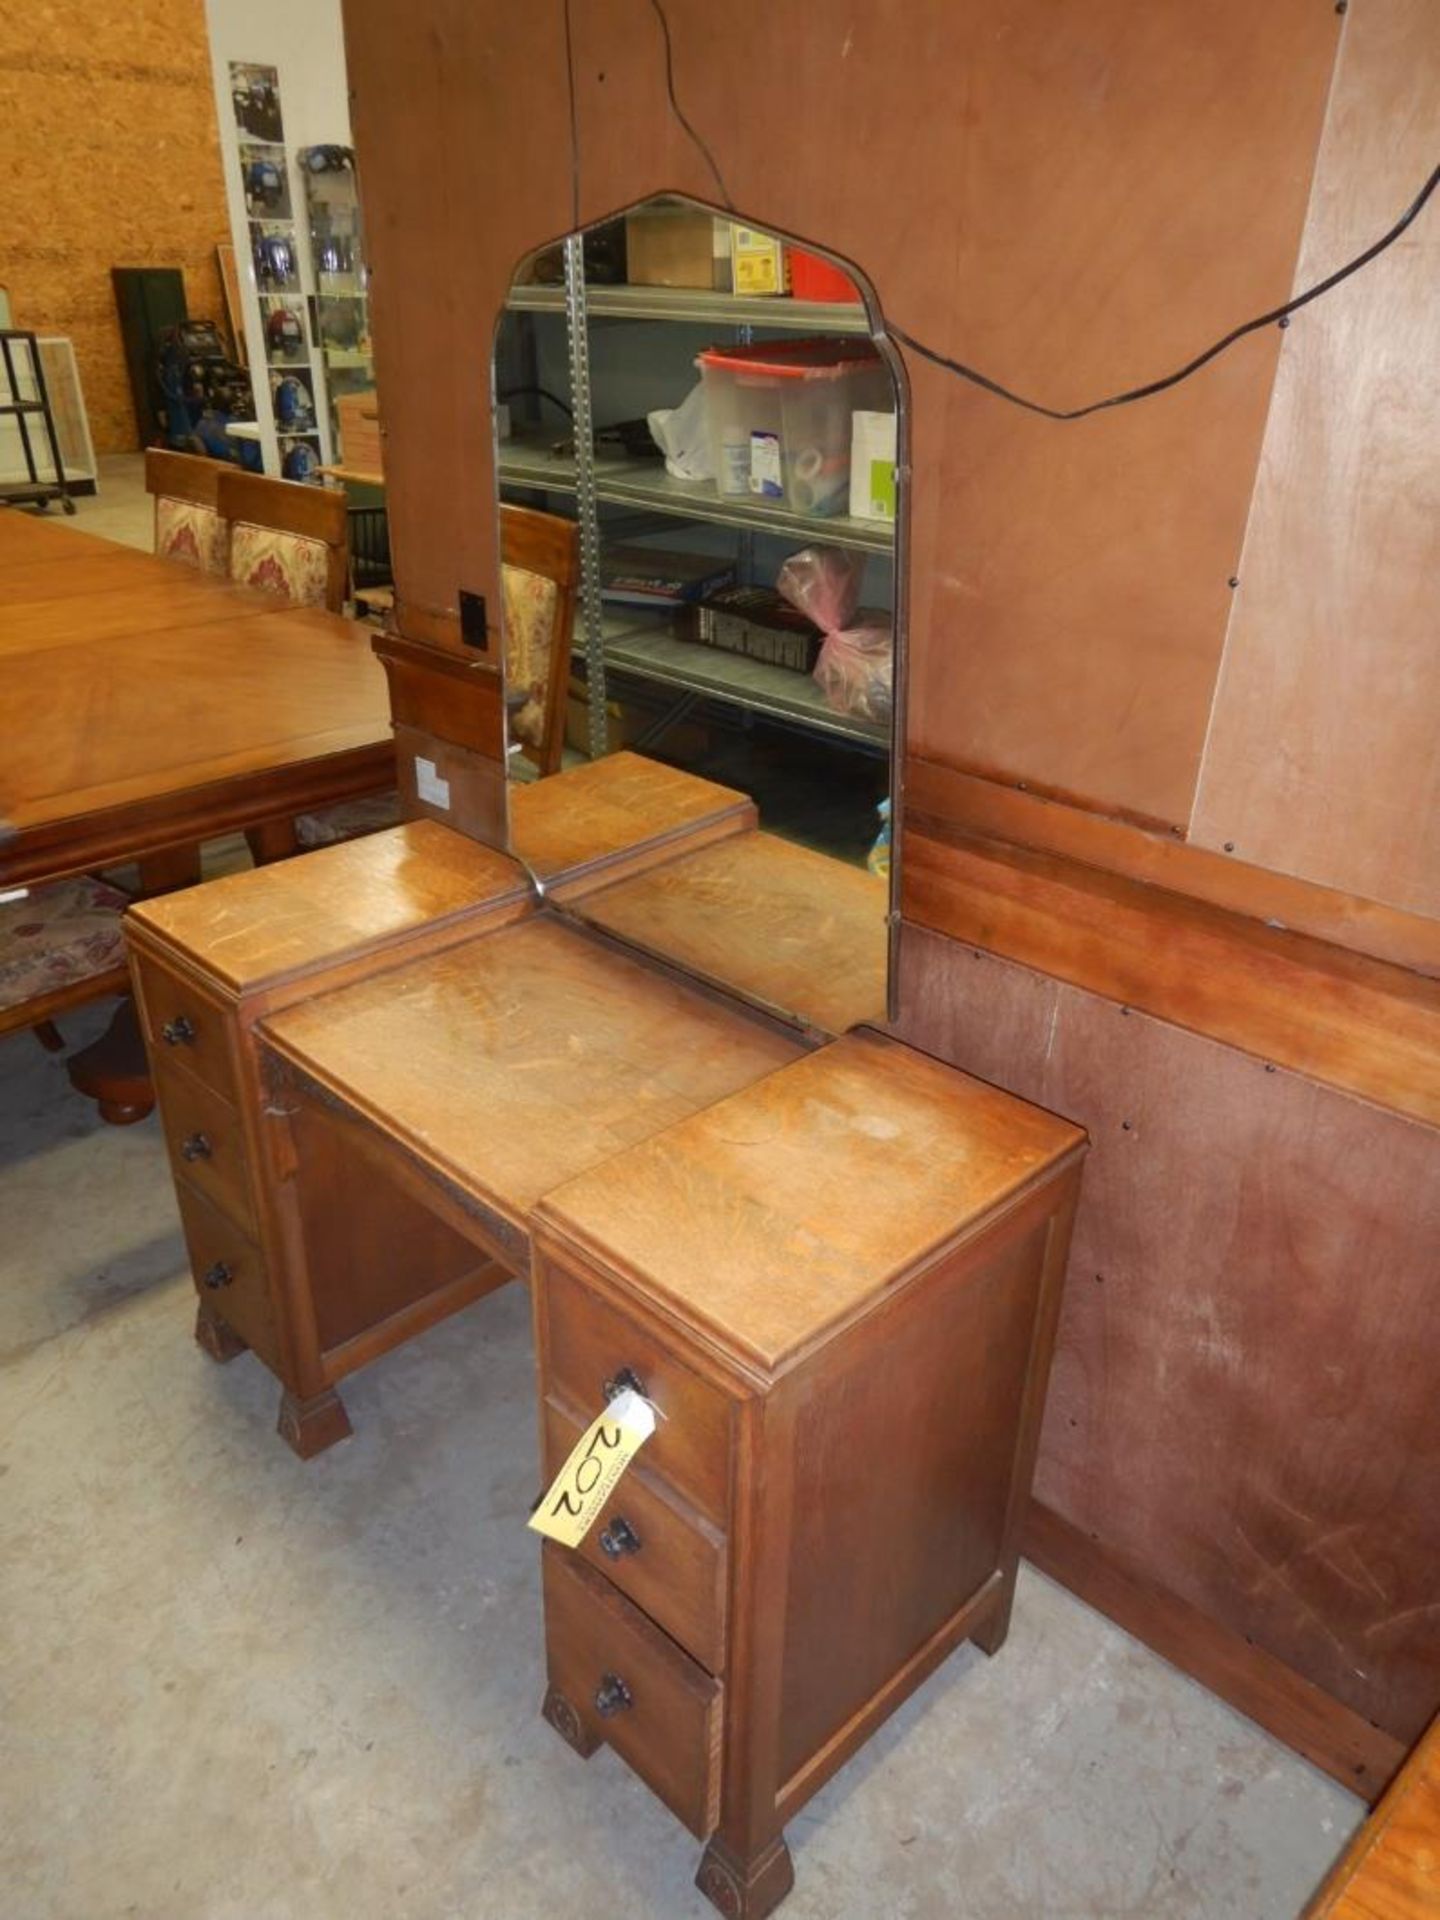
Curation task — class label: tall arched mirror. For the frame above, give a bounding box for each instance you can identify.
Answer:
[493,194,902,1036]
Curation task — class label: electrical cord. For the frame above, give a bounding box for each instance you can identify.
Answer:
[498,383,575,418]
[621,0,1438,423]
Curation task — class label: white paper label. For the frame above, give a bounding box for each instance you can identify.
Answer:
[749,430,783,498]
[415,755,451,809]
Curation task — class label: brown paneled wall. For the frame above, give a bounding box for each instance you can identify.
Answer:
[340,0,1440,1787]
[0,0,230,453]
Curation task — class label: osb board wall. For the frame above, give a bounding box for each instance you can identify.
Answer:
[895,924,1440,1752]
[1191,0,1440,920]
[0,0,230,453]
[341,0,1340,831]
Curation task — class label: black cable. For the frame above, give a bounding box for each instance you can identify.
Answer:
[499,383,575,418]
[888,162,1440,421]
[646,0,735,211]
[637,0,1438,424]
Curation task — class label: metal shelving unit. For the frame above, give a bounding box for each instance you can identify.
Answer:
[507,282,872,336]
[499,248,893,755]
[603,614,887,750]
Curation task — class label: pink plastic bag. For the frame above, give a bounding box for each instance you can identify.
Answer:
[776,546,893,726]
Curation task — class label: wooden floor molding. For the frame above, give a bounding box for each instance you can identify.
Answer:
[1024,1502,1405,1805]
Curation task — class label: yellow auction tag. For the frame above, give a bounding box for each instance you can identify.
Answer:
[528,1388,657,1549]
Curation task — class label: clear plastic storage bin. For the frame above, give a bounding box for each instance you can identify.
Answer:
[696,338,890,518]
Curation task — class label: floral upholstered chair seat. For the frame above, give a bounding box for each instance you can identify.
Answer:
[155,498,228,577]
[502,562,561,755]
[0,878,129,1017]
[229,521,331,608]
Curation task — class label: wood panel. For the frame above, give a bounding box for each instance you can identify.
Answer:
[341,0,1339,825]
[893,924,1440,1749]
[1026,1504,1404,1804]
[905,756,1440,979]
[0,0,229,452]
[902,818,1440,1126]
[1192,0,1440,917]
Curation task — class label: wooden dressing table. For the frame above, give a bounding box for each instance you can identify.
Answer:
[125,752,1086,1916]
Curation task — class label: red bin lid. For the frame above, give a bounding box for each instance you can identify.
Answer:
[695,336,883,381]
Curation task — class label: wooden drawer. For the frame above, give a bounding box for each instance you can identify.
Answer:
[131,949,238,1104]
[174,1181,277,1368]
[540,1259,733,1524]
[544,1396,727,1673]
[154,1064,255,1237]
[543,1545,723,1840]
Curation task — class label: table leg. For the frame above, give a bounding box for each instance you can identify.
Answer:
[246,817,299,865]
[65,998,154,1125]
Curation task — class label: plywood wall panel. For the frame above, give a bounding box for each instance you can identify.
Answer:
[341,0,1339,824]
[1191,0,1440,916]
[895,924,1440,1746]
[0,1,229,453]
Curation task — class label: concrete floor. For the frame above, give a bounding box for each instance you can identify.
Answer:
[0,1012,1363,1920]
[3,471,1363,1915]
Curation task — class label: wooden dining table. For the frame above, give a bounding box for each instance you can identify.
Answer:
[0,506,396,1113]
[0,510,395,887]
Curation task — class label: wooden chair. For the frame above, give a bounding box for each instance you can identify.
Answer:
[0,878,131,1064]
[145,449,229,576]
[295,503,578,847]
[217,467,349,613]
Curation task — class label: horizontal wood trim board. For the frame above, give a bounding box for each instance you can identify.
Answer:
[903,757,1440,980]
[1024,1502,1403,1804]
[902,820,1440,1128]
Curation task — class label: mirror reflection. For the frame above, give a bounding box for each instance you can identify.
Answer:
[494,195,900,1035]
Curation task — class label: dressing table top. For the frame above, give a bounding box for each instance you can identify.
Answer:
[261,913,803,1234]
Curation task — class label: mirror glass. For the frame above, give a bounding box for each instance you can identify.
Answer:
[493,195,900,1035]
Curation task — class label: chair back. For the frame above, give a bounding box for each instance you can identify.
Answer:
[217,467,348,613]
[145,449,229,577]
[500,503,579,778]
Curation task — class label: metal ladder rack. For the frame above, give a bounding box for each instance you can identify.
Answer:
[0,329,76,514]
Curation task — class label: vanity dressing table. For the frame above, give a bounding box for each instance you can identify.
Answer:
[126,751,1085,1915]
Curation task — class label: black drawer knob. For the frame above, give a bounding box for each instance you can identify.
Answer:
[603,1365,645,1402]
[202,1261,234,1290]
[594,1673,632,1718]
[180,1133,212,1162]
[598,1516,642,1559]
[162,1014,196,1047]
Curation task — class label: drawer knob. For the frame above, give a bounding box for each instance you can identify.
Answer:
[603,1366,646,1402]
[180,1133,213,1162]
[202,1261,234,1290]
[594,1672,632,1719]
[162,1014,197,1047]
[598,1516,642,1559]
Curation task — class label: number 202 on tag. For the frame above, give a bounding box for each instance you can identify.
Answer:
[528,1388,656,1550]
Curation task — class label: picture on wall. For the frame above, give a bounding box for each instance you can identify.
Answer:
[229,62,284,144]
[250,223,299,294]
[261,299,308,364]
[240,143,292,219]
[269,369,317,436]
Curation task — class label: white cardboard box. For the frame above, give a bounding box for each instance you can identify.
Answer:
[849,410,897,521]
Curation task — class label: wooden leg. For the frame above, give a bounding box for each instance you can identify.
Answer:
[971,1566,1019,1657]
[695,1835,795,1920]
[194,1299,248,1364]
[246,817,299,866]
[540,1685,601,1759]
[276,1385,352,1459]
[137,843,203,896]
[66,999,155,1125]
[32,1020,65,1053]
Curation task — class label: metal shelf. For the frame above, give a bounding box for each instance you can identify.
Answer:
[507,283,870,335]
[602,614,887,750]
[497,433,894,554]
